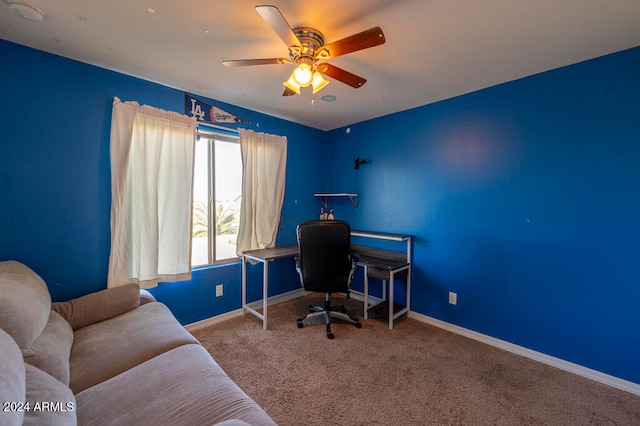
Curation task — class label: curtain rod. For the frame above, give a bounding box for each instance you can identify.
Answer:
[196,121,241,134]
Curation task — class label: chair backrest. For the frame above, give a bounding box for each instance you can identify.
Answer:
[296,220,353,294]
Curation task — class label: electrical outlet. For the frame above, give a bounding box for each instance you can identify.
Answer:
[215,284,223,297]
[448,291,457,305]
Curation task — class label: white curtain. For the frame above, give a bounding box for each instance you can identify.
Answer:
[236,129,287,256]
[108,97,197,288]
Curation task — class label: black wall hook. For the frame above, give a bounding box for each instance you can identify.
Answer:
[355,157,368,169]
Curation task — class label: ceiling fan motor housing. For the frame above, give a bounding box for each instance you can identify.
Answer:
[289,27,325,61]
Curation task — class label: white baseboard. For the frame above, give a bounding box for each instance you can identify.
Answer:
[184,288,306,332]
[185,309,244,332]
[348,289,382,304]
[244,288,307,311]
[409,311,640,397]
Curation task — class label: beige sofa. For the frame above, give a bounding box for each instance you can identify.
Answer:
[0,260,275,426]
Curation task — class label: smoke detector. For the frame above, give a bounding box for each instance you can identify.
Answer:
[8,2,44,22]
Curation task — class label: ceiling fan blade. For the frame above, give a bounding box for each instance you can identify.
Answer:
[255,5,301,48]
[222,58,291,67]
[318,27,385,60]
[317,63,367,89]
[282,87,297,96]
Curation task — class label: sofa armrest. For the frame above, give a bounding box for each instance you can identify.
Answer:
[52,284,140,330]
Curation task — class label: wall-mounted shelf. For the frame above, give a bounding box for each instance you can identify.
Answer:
[314,193,359,209]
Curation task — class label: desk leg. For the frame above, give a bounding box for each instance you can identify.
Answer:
[406,265,411,321]
[389,271,395,330]
[242,255,268,329]
[262,260,269,330]
[241,255,247,315]
[363,265,369,320]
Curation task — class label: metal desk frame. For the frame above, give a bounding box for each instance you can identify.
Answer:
[241,245,298,330]
[351,230,412,329]
[241,231,411,330]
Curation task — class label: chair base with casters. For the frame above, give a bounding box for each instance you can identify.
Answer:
[296,293,361,339]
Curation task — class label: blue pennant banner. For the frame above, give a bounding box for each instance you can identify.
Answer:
[184,93,248,124]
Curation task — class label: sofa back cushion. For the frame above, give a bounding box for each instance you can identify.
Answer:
[23,310,74,385]
[0,261,51,349]
[0,328,26,426]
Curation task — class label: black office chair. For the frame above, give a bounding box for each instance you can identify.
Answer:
[295,220,361,339]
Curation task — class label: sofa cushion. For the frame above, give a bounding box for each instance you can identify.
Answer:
[69,302,198,393]
[75,344,275,426]
[23,310,74,385]
[52,283,140,330]
[0,261,51,349]
[0,328,26,426]
[24,364,77,426]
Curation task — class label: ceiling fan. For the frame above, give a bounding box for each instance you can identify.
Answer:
[222,5,386,96]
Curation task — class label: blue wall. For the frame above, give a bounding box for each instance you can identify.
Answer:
[324,47,640,384]
[2,38,639,385]
[0,40,321,323]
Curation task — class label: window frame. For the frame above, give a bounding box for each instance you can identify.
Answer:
[193,127,241,268]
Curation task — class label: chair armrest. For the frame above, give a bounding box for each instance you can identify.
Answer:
[52,284,140,330]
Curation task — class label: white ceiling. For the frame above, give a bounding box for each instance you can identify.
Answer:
[2,0,640,130]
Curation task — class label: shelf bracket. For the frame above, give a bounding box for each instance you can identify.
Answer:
[317,196,328,209]
[314,193,359,209]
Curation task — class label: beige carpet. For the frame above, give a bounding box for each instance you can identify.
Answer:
[192,295,640,425]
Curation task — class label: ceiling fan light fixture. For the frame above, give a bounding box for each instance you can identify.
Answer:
[283,75,301,95]
[311,72,329,94]
[292,63,313,86]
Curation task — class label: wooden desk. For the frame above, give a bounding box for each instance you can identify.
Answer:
[241,230,411,330]
[241,245,298,330]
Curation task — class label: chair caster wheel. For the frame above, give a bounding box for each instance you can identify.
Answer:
[297,322,303,328]
[355,322,362,328]
[327,333,334,339]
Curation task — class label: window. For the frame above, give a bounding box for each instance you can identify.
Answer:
[192,130,242,266]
